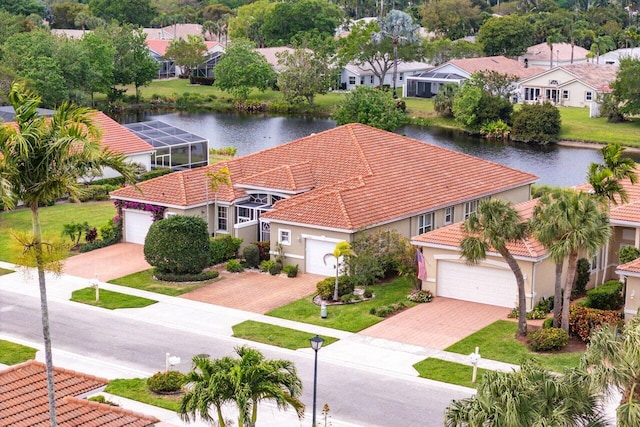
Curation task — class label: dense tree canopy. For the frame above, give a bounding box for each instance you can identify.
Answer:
[478,15,533,56]
[611,58,640,118]
[276,47,335,107]
[165,35,208,78]
[420,0,484,40]
[89,0,157,27]
[0,0,45,17]
[333,86,405,131]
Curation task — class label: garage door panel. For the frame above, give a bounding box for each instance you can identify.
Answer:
[437,261,517,308]
[305,240,338,276]
[124,210,154,245]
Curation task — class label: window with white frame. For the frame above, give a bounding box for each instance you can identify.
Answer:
[585,91,593,101]
[444,207,454,225]
[279,229,291,245]
[236,206,255,223]
[217,206,228,231]
[249,193,268,204]
[349,76,356,85]
[418,212,434,234]
[399,72,404,81]
[562,90,569,100]
[464,200,478,219]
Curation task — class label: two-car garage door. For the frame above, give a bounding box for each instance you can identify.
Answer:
[124,209,154,245]
[437,261,518,308]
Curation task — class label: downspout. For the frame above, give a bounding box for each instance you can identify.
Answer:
[531,262,537,311]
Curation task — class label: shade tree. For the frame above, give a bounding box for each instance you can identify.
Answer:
[333,86,405,131]
[276,46,335,107]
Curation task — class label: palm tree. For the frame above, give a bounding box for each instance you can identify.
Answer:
[590,35,615,64]
[373,10,419,98]
[179,355,236,427]
[460,199,529,336]
[588,142,638,204]
[0,81,137,426]
[581,313,640,427]
[206,166,231,236]
[324,241,356,302]
[445,361,605,426]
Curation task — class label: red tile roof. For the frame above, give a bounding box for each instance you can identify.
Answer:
[146,39,219,56]
[447,56,545,79]
[0,360,158,426]
[617,257,640,275]
[412,199,548,260]
[523,42,589,62]
[90,112,155,155]
[560,63,619,91]
[112,124,538,230]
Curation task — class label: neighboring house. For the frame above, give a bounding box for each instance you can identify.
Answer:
[50,29,86,39]
[518,63,618,109]
[146,39,224,79]
[617,258,640,320]
[110,123,537,275]
[0,360,158,426]
[256,47,295,72]
[0,106,54,122]
[519,42,589,70]
[405,56,543,99]
[340,61,432,92]
[599,47,640,66]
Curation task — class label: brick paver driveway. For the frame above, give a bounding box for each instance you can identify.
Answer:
[63,243,150,282]
[180,271,323,313]
[360,297,510,350]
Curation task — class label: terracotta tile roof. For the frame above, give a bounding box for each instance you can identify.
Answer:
[412,199,548,260]
[617,257,640,275]
[146,38,219,56]
[559,63,619,91]
[90,112,155,155]
[0,360,158,426]
[523,42,589,62]
[112,124,537,229]
[447,56,544,79]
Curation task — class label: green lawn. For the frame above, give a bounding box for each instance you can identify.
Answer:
[0,339,37,365]
[0,267,13,276]
[108,269,214,296]
[0,201,115,263]
[445,320,584,372]
[232,321,339,350]
[413,358,490,389]
[559,107,640,146]
[71,287,157,310]
[105,378,180,411]
[266,278,416,332]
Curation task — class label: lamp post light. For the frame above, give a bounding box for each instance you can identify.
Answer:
[309,334,324,427]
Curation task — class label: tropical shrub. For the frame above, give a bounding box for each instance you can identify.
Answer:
[252,241,271,261]
[85,227,98,243]
[268,262,283,276]
[406,289,433,303]
[480,120,510,140]
[573,258,591,297]
[433,83,458,117]
[243,244,260,268]
[369,302,407,317]
[210,235,243,265]
[526,327,568,351]
[154,270,219,282]
[147,371,186,394]
[260,260,276,273]
[333,86,405,131]
[316,276,355,300]
[542,317,554,329]
[99,218,118,242]
[508,307,548,320]
[568,305,623,342]
[144,215,210,275]
[511,102,561,144]
[618,246,640,265]
[585,280,624,310]
[282,264,299,278]
[62,221,91,245]
[226,259,244,273]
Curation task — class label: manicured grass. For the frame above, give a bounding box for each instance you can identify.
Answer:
[0,339,37,365]
[232,321,339,350]
[0,267,13,276]
[105,378,180,411]
[108,269,214,296]
[445,320,583,372]
[71,287,157,310]
[413,358,490,389]
[266,278,416,332]
[0,201,115,263]
[559,107,640,146]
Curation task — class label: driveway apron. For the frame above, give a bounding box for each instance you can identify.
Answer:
[62,243,150,282]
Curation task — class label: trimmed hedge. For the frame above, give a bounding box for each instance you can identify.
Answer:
[226,259,244,273]
[568,305,623,342]
[511,101,561,144]
[147,371,186,393]
[526,327,568,351]
[316,276,355,300]
[282,264,298,278]
[585,280,623,310]
[144,216,210,274]
[210,235,243,265]
[154,270,219,282]
[243,244,260,268]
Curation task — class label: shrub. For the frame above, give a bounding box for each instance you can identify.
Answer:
[147,371,186,394]
[144,216,210,275]
[526,328,568,351]
[88,395,117,406]
[243,244,260,268]
[573,258,591,297]
[340,293,355,303]
[508,307,548,320]
[252,241,271,261]
[363,288,373,298]
[282,264,299,278]
[534,296,553,314]
[210,235,243,265]
[568,305,623,342]
[585,280,623,310]
[74,184,117,202]
[370,302,407,318]
[316,276,355,300]
[260,260,276,273]
[226,260,244,273]
[433,83,458,118]
[618,246,640,265]
[268,262,283,276]
[511,101,561,144]
[154,270,219,282]
[480,120,510,140]
[407,289,433,303]
[99,219,118,242]
[85,227,98,243]
[333,86,405,131]
[542,317,554,329]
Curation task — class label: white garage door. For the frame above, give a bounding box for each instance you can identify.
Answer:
[437,261,518,308]
[305,239,339,276]
[124,209,154,244]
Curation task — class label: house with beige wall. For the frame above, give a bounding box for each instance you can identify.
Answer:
[111,124,537,275]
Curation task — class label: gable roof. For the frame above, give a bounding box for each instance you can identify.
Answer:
[112,124,537,230]
[256,47,295,71]
[522,42,589,62]
[90,112,155,155]
[344,61,432,76]
[519,63,619,92]
[146,38,220,56]
[0,360,158,426]
[617,257,640,277]
[443,56,544,79]
[411,199,548,261]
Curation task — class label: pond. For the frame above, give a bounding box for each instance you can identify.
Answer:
[125,111,636,187]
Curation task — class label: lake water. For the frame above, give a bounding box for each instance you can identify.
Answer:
[129,111,633,187]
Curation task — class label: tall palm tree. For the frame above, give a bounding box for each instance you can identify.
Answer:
[460,199,529,336]
[373,10,419,98]
[206,166,231,236]
[324,241,356,302]
[0,81,137,426]
[581,313,640,427]
[588,142,638,205]
[445,361,605,426]
[590,35,615,64]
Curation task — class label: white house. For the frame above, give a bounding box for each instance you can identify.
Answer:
[599,47,640,66]
[339,60,431,92]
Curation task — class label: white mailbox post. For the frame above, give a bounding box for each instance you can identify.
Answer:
[469,346,481,383]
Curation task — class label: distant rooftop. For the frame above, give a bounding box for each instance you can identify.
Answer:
[0,106,55,122]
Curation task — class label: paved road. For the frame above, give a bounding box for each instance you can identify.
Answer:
[0,289,469,426]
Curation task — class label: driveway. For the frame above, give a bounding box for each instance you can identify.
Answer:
[360,297,510,350]
[180,270,323,313]
[62,243,150,282]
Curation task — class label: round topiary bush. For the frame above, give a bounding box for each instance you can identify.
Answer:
[147,371,186,394]
[144,215,210,275]
[526,327,568,352]
[243,243,260,268]
[316,276,355,301]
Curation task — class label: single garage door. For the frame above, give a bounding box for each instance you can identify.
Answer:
[305,239,339,276]
[437,261,518,308]
[124,209,154,244]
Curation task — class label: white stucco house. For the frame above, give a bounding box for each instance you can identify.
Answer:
[339,61,432,92]
[599,47,640,66]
